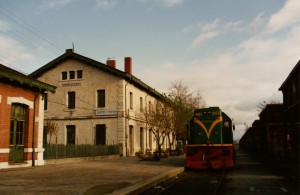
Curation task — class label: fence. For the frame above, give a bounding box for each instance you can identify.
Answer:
[44,144,119,159]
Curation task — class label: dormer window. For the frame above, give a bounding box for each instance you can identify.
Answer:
[61,70,83,81]
[69,71,75,79]
[77,70,83,79]
[62,71,67,80]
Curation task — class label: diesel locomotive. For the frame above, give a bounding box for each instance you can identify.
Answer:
[185,107,235,170]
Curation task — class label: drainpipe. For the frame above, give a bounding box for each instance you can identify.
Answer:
[32,92,39,166]
[125,76,132,157]
[145,92,149,150]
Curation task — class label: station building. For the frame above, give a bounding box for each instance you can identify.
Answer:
[279,60,300,161]
[30,49,164,156]
[0,64,56,169]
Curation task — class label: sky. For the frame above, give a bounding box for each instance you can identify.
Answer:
[0,0,299,140]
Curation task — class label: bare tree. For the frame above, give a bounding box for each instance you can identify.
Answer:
[160,97,176,156]
[45,121,59,144]
[144,100,167,160]
[257,99,281,113]
[168,81,206,152]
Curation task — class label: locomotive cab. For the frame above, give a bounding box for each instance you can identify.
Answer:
[186,107,235,170]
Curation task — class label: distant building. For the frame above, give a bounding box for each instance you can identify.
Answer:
[239,104,284,158]
[0,64,56,169]
[30,49,164,156]
[279,60,300,161]
[259,104,284,158]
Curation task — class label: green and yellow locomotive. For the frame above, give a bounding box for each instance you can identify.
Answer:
[185,107,234,170]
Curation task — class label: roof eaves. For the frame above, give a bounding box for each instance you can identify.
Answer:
[0,68,56,93]
[279,60,300,90]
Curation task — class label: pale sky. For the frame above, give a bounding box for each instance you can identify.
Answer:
[1,0,299,140]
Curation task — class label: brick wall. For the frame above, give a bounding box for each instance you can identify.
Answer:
[0,82,41,165]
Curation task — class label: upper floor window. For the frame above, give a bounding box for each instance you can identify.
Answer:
[61,70,83,80]
[61,71,67,80]
[77,70,83,79]
[68,91,76,109]
[140,97,143,111]
[97,89,105,108]
[44,93,48,110]
[69,71,75,79]
[130,92,133,109]
[148,101,152,112]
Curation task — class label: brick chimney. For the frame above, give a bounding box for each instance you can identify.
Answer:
[106,59,116,69]
[124,57,132,74]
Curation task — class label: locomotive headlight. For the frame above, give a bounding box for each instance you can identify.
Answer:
[224,121,229,127]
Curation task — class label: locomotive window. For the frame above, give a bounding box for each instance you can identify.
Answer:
[203,111,212,116]
[224,122,229,127]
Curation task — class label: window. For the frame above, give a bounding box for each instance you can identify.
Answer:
[44,93,48,110]
[95,124,106,145]
[61,71,67,80]
[10,104,26,145]
[68,91,75,109]
[140,127,144,151]
[77,70,83,79]
[10,104,27,162]
[140,97,143,111]
[66,125,76,145]
[69,71,75,79]
[97,90,105,107]
[130,92,133,109]
[148,101,152,111]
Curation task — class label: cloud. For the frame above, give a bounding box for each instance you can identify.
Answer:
[0,20,10,32]
[266,0,300,33]
[135,0,183,8]
[96,0,117,9]
[143,8,300,133]
[224,20,243,32]
[161,0,183,7]
[202,19,220,32]
[0,36,35,71]
[248,12,265,31]
[41,0,72,8]
[189,31,218,49]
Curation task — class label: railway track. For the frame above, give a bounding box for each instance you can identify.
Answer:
[141,169,228,195]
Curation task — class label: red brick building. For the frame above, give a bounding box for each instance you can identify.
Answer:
[0,64,56,169]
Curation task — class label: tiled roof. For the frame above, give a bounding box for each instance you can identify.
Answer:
[30,49,162,99]
[0,64,56,93]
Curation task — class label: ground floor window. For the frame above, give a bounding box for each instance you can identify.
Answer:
[95,124,106,145]
[9,103,27,163]
[66,125,76,145]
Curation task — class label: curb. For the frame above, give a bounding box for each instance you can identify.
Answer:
[111,167,185,195]
[45,155,120,165]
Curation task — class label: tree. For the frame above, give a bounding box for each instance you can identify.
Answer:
[168,81,206,152]
[144,100,167,160]
[160,96,176,156]
[257,99,281,113]
[45,121,59,144]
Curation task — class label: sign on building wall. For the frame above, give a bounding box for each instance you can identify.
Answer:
[95,109,118,116]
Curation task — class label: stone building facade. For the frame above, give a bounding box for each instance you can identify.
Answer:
[0,64,56,169]
[30,49,164,156]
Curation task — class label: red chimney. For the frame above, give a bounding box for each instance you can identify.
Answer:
[124,57,132,74]
[106,59,116,69]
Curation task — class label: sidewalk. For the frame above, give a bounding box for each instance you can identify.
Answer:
[0,155,185,195]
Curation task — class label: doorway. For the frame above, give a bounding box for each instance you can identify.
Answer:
[9,104,27,163]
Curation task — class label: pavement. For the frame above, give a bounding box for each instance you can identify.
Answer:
[0,155,185,195]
